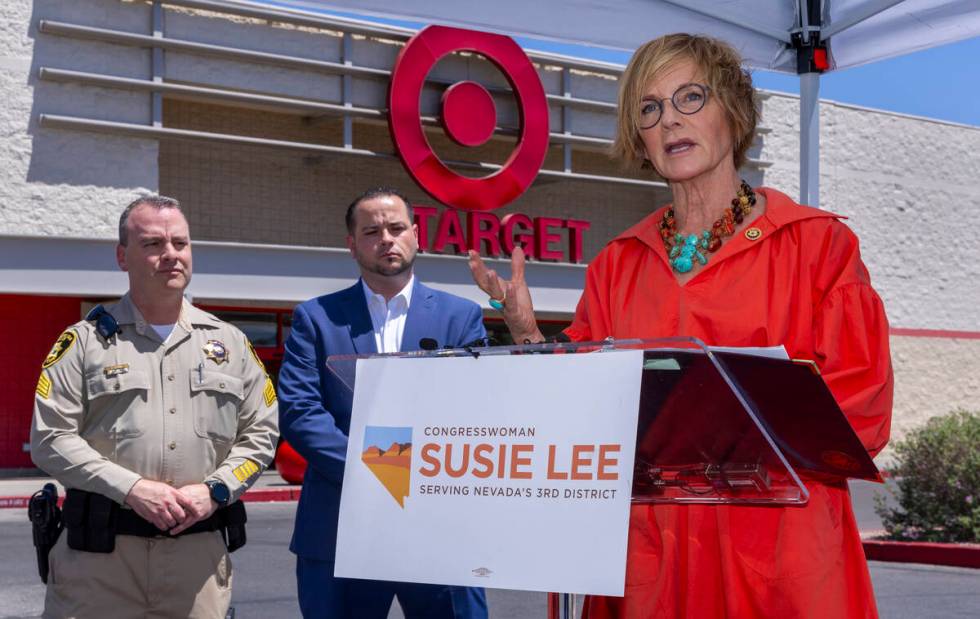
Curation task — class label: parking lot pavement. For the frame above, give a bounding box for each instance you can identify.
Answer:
[870,561,980,618]
[4,500,978,619]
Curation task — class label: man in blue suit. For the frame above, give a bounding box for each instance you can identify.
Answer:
[278,187,489,618]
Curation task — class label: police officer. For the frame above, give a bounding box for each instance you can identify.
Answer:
[31,195,279,618]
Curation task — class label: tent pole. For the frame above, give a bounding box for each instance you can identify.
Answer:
[799,72,820,208]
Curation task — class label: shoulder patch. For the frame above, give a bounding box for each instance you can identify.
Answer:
[42,330,77,369]
[247,340,266,372]
[36,373,52,399]
[263,377,277,407]
[232,459,261,483]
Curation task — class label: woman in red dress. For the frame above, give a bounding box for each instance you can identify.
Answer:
[470,34,892,618]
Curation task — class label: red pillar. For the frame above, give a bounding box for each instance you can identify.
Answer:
[0,295,82,469]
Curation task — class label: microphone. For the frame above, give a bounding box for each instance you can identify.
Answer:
[418,338,439,351]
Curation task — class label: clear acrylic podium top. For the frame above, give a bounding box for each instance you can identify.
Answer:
[327,337,880,505]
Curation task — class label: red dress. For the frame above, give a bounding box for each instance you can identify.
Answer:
[566,188,893,618]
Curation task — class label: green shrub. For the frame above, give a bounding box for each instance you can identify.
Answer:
[874,409,980,543]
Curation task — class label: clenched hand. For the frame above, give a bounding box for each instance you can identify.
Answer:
[124,479,196,532]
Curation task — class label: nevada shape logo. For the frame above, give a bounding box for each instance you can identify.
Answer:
[361,426,413,508]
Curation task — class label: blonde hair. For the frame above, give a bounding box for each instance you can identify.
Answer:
[612,33,759,171]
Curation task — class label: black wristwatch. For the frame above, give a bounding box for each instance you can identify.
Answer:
[205,480,230,506]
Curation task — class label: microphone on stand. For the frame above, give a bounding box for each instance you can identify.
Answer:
[459,336,492,349]
[418,337,494,358]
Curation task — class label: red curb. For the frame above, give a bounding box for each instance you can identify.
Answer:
[863,540,980,569]
[0,496,29,509]
[241,488,302,502]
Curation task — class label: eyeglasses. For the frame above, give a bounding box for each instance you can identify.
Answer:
[638,83,711,129]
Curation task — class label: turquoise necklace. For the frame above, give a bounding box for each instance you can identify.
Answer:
[668,232,711,273]
[659,180,757,274]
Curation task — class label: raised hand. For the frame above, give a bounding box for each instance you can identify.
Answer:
[467,246,543,343]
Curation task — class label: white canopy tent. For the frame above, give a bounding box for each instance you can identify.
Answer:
[234,0,980,207]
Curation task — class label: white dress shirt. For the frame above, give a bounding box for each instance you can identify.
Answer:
[361,276,415,353]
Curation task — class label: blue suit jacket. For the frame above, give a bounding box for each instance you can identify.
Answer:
[279,279,486,560]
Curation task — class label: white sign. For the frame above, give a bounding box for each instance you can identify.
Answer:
[335,350,643,595]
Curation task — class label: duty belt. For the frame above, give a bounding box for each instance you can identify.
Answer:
[116,506,224,538]
[64,488,247,553]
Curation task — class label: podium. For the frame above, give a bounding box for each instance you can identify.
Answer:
[328,338,880,602]
[328,337,879,504]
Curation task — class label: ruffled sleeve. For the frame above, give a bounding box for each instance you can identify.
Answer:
[813,277,893,457]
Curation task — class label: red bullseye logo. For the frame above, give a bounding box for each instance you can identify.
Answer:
[388,25,549,212]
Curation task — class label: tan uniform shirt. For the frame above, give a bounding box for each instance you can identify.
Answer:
[31,294,279,505]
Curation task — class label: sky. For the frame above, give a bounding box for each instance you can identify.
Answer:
[515,34,980,127]
[258,1,980,127]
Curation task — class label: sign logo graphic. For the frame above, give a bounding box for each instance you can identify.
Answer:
[388,25,549,212]
[362,426,413,507]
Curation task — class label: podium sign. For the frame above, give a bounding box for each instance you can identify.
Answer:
[334,351,643,595]
[331,338,880,594]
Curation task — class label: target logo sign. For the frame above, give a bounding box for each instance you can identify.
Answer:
[388,25,549,212]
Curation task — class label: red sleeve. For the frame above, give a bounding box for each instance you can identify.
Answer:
[564,292,592,342]
[811,228,893,456]
[563,249,615,342]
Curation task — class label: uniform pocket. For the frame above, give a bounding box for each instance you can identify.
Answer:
[190,370,243,444]
[85,371,151,438]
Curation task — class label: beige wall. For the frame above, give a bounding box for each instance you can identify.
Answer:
[0,0,158,238]
[885,335,980,457]
[160,99,666,262]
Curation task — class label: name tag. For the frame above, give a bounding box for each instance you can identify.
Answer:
[102,364,130,378]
